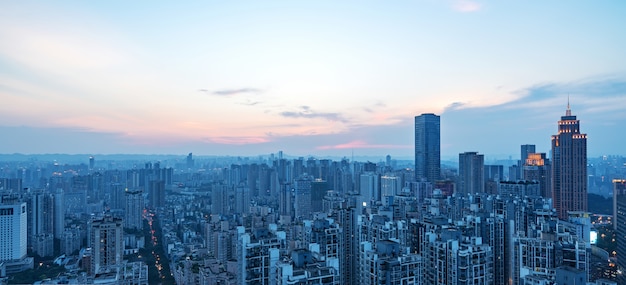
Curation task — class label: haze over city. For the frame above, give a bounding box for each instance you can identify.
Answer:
[1,1,625,158]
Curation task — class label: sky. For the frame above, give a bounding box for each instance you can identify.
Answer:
[1,1,625,160]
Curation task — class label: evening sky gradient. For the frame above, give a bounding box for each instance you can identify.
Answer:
[1,1,625,159]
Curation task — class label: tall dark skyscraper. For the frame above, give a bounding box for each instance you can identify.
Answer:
[414,113,440,183]
[551,103,587,219]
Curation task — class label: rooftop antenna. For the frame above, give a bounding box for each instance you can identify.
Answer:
[566,94,571,116]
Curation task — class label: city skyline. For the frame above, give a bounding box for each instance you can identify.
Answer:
[1,1,625,158]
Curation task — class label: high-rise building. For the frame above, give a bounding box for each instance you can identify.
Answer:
[89,216,124,275]
[523,153,552,198]
[415,113,441,183]
[380,175,400,198]
[614,179,626,284]
[551,103,587,219]
[28,191,54,245]
[294,175,313,219]
[124,189,144,230]
[613,179,626,231]
[459,152,485,195]
[212,183,230,216]
[0,202,27,262]
[359,172,379,204]
[236,225,286,285]
[89,156,95,170]
[148,180,165,209]
[520,145,536,163]
[53,188,65,240]
[311,179,328,213]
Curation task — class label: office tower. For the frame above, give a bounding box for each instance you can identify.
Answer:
[459,152,485,195]
[523,153,552,198]
[615,179,626,284]
[551,103,587,219]
[415,113,441,182]
[89,216,124,275]
[124,189,144,230]
[89,156,95,170]
[0,202,27,262]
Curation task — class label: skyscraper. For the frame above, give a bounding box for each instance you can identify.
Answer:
[415,113,440,183]
[551,103,587,219]
[459,151,485,195]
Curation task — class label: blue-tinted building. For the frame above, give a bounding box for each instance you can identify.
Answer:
[414,113,440,183]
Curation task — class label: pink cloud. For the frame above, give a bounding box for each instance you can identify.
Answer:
[317,140,411,150]
[452,0,482,12]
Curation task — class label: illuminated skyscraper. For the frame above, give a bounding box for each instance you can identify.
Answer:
[551,102,587,219]
[415,113,440,183]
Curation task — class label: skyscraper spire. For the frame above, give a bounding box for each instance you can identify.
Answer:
[566,95,571,116]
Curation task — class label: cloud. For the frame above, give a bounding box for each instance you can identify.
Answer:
[317,140,411,150]
[443,102,466,112]
[237,100,262,106]
[452,0,482,12]
[440,75,626,157]
[203,136,270,145]
[280,106,349,123]
[209,88,263,96]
